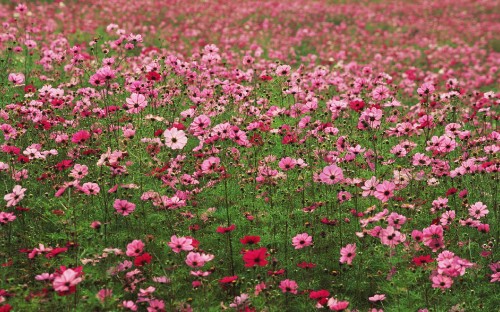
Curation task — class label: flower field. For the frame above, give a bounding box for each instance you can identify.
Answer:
[0,1,499,311]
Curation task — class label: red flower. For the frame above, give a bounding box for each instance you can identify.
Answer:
[216,224,236,234]
[260,75,272,81]
[240,236,261,245]
[154,129,164,137]
[297,262,316,269]
[412,255,434,266]
[267,269,286,276]
[24,84,36,93]
[310,289,330,306]
[242,247,269,267]
[219,275,238,284]
[55,160,73,171]
[134,253,152,267]
[146,71,162,82]
[445,187,457,196]
[0,304,12,312]
[349,100,365,112]
[46,247,68,259]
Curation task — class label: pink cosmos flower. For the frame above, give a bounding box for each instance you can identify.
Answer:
[380,226,406,247]
[114,199,136,216]
[369,294,386,302]
[185,252,214,268]
[327,298,349,311]
[8,73,25,85]
[163,127,188,150]
[0,212,16,224]
[122,301,138,311]
[80,182,100,195]
[96,289,113,303]
[292,233,313,249]
[468,202,488,219]
[275,65,291,76]
[168,235,194,253]
[339,244,356,265]
[279,157,297,171]
[70,164,89,179]
[126,240,144,257]
[373,181,395,202]
[319,164,344,185]
[279,279,298,294]
[201,156,220,174]
[371,85,390,101]
[431,274,453,289]
[361,176,379,197]
[417,82,435,96]
[71,130,91,144]
[4,185,26,207]
[52,268,83,293]
[422,225,444,252]
[126,93,147,114]
[387,212,407,229]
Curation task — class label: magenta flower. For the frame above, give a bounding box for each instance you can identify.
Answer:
[168,235,194,253]
[431,274,453,289]
[52,268,83,293]
[126,240,144,257]
[339,244,356,265]
[279,279,298,294]
[113,199,136,216]
[71,130,91,144]
[292,233,313,249]
[319,164,344,185]
[0,212,16,224]
[185,252,214,268]
[373,181,395,202]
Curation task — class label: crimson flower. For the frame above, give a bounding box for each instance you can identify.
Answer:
[219,275,238,284]
[216,224,236,234]
[242,247,269,267]
[240,236,260,245]
[134,253,152,267]
[412,255,434,266]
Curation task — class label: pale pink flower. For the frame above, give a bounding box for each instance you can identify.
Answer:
[339,244,356,265]
[468,202,488,219]
[52,269,82,292]
[4,185,26,207]
[163,127,188,150]
[126,93,147,114]
[168,235,194,253]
